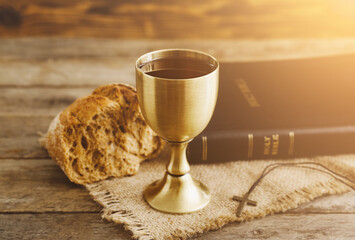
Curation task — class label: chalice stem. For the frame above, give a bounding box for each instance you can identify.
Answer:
[167,140,191,176]
[143,139,210,213]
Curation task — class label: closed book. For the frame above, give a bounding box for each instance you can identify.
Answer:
[188,54,355,163]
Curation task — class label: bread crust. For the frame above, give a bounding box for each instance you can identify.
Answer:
[92,84,164,159]
[45,84,164,184]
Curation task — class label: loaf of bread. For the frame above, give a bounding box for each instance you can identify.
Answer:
[45,84,164,184]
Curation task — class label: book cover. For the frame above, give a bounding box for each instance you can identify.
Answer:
[188,54,355,163]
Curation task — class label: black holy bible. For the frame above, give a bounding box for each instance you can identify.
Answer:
[188,54,355,163]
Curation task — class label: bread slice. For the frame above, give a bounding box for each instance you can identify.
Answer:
[45,84,164,185]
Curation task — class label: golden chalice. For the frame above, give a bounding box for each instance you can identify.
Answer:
[136,49,219,213]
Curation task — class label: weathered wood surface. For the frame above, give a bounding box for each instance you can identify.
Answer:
[196,214,355,240]
[0,115,51,158]
[0,159,100,212]
[3,38,355,61]
[291,191,355,214]
[1,213,355,240]
[0,87,93,115]
[1,159,354,214]
[2,39,355,87]
[0,213,132,240]
[1,1,355,39]
[0,87,91,158]
[1,38,355,239]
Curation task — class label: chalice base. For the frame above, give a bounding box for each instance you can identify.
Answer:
[143,172,211,214]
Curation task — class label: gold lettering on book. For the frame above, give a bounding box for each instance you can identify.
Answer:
[264,134,279,155]
[248,134,253,158]
[288,132,295,155]
[264,136,271,155]
[235,79,260,108]
[272,134,279,155]
[202,136,208,161]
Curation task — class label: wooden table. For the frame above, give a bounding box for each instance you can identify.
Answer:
[1,38,355,240]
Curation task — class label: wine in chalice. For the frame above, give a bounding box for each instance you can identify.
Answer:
[136,49,219,213]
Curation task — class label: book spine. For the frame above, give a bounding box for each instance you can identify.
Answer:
[187,128,355,164]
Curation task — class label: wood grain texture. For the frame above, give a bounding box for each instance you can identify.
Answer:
[0,213,131,240]
[0,159,100,212]
[1,0,355,38]
[0,158,354,239]
[1,213,355,240]
[195,214,355,240]
[0,88,92,158]
[0,136,48,159]
[1,159,354,214]
[291,191,355,214]
[3,38,355,61]
[0,87,93,115]
[0,115,51,158]
[2,39,355,87]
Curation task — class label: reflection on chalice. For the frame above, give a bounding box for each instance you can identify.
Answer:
[135,49,219,213]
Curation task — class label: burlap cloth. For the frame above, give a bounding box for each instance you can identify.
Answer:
[85,150,355,240]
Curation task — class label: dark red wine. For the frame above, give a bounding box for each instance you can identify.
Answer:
[145,69,206,79]
[140,57,216,79]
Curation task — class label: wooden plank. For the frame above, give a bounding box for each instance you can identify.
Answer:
[1,213,355,240]
[2,39,355,61]
[0,213,131,240]
[0,158,354,238]
[0,136,48,158]
[1,1,355,38]
[0,159,100,212]
[291,191,355,214]
[1,159,355,214]
[196,214,355,240]
[2,39,355,87]
[0,58,134,87]
[0,88,95,158]
[0,88,97,158]
[0,115,51,158]
[0,87,93,115]
[0,115,52,137]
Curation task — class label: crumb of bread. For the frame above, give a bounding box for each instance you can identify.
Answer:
[45,84,164,185]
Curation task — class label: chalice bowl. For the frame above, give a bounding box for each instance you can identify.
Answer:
[136,49,219,213]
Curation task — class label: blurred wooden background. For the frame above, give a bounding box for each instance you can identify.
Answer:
[1,0,355,38]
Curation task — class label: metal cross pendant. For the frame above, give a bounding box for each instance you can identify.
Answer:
[232,192,257,217]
